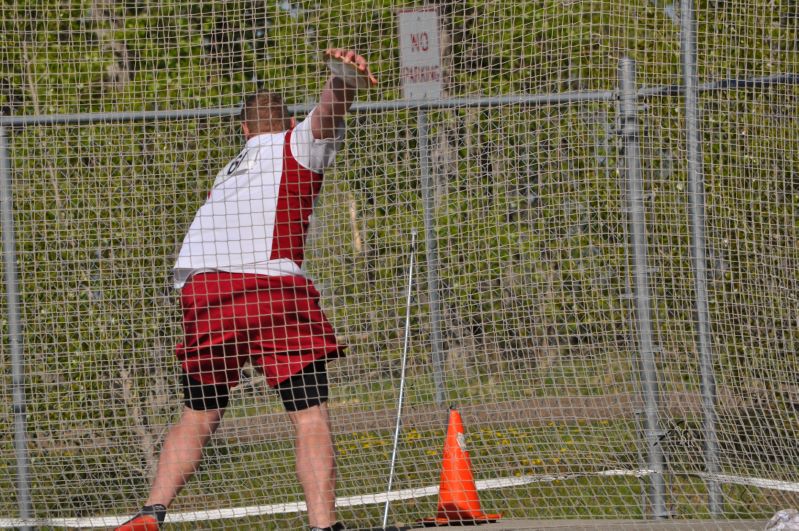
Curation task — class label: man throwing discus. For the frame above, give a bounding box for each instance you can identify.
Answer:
[116,48,377,531]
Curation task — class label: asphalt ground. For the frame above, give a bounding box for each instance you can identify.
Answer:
[384,519,768,531]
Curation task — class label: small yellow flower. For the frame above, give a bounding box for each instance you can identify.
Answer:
[405,429,421,441]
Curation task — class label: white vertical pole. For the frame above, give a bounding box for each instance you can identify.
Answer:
[382,230,417,529]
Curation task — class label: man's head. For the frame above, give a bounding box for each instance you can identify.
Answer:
[240,92,292,138]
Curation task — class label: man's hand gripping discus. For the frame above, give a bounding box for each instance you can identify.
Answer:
[324,48,378,89]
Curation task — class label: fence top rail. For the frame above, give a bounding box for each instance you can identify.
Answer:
[0,91,616,128]
[0,72,794,128]
[639,72,799,98]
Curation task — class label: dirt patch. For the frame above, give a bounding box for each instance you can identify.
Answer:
[216,392,707,444]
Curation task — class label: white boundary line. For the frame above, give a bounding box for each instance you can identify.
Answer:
[699,473,799,494]
[1,470,797,528]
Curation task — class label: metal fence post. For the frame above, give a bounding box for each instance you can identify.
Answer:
[680,0,723,516]
[618,58,668,519]
[1,126,33,530]
[418,110,447,406]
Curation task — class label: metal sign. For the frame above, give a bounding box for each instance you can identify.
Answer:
[397,9,442,100]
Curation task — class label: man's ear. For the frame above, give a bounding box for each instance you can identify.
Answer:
[290,117,296,128]
[241,121,251,138]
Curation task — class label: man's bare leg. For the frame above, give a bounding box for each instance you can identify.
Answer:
[289,403,337,528]
[146,406,224,507]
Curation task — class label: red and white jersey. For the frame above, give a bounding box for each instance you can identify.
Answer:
[173,110,344,288]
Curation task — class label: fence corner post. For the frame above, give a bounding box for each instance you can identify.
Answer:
[618,57,669,520]
[1,126,33,530]
[680,0,723,516]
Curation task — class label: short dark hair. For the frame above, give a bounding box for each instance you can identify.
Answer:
[240,92,290,134]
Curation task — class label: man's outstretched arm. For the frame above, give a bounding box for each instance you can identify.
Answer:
[311,48,377,140]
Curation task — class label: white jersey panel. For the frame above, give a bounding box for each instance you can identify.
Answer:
[173,133,287,287]
[291,109,345,172]
[173,107,345,289]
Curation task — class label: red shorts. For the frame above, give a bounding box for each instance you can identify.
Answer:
[175,272,344,389]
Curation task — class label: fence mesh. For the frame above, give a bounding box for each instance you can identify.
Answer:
[1,0,797,528]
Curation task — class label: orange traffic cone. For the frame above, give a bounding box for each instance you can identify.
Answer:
[422,407,501,525]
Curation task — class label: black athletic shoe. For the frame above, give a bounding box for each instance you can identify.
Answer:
[114,504,167,531]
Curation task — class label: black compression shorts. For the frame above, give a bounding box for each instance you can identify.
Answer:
[182,358,329,412]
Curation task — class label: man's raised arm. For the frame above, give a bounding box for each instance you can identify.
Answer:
[311,48,377,140]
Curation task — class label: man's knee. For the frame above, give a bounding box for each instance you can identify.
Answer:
[288,402,329,426]
[179,404,225,432]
